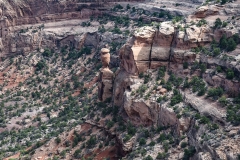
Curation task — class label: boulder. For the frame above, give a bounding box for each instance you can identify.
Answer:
[160,88,167,94]
[101,48,110,68]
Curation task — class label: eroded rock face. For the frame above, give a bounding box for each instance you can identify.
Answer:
[151,22,174,66]
[122,88,181,131]
[171,50,197,64]
[175,25,212,51]
[182,91,226,122]
[200,55,240,95]
[123,91,158,126]
[131,26,156,73]
[112,25,199,128]
[203,71,240,96]
[119,45,139,75]
[98,68,114,101]
[113,69,138,107]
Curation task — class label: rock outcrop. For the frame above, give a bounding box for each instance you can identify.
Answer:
[182,91,226,122]
[98,48,114,101]
[194,5,220,18]
[112,26,183,130]
[130,26,156,73]
[151,22,174,68]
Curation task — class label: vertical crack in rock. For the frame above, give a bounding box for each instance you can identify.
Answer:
[169,27,177,68]
[149,29,156,69]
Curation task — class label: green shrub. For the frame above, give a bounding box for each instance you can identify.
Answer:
[98,25,106,33]
[214,18,222,29]
[126,4,131,10]
[209,123,219,130]
[219,34,228,49]
[86,136,97,148]
[170,89,183,106]
[149,141,155,146]
[139,138,146,145]
[213,47,221,57]
[207,87,224,98]
[196,19,207,27]
[183,62,189,69]
[127,123,137,135]
[144,155,153,160]
[114,4,123,10]
[200,116,210,124]
[199,63,207,74]
[219,96,227,105]
[183,146,196,160]
[123,134,131,142]
[144,74,150,84]
[183,78,190,89]
[189,76,206,96]
[42,48,53,57]
[141,149,147,156]
[107,120,114,129]
[156,67,166,80]
[157,133,168,143]
[226,69,234,79]
[139,72,144,78]
[181,142,188,148]
[136,84,147,96]
[73,149,81,158]
[168,74,183,87]
[36,60,46,71]
[111,27,122,34]
[227,104,240,125]
[219,34,237,52]
[232,33,239,44]
[227,38,237,51]
[216,66,222,72]
[165,82,172,91]
[156,152,167,159]
[222,21,228,28]
[221,0,228,5]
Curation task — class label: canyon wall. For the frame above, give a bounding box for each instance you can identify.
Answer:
[98,22,240,133]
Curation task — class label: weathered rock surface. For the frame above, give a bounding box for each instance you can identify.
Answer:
[131,26,156,73]
[182,91,226,122]
[151,22,174,62]
[113,69,138,107]
[98,68,114,101]
[194,5,220,18]
[98,48,114,101]
[203,70,240,96]
[101,48,111,68]
[123,91,158,126]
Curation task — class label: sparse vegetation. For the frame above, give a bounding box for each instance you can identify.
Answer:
[1,2,240,160]
[170,89,183,106]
